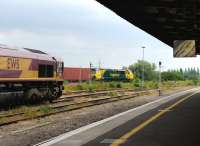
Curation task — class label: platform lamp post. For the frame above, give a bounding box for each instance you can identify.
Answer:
[141,46,145,90]
[158,61,162,96]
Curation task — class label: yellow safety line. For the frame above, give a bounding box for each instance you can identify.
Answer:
[110,91,198,146]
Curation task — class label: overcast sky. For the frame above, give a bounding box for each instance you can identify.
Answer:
[0,0,200,70]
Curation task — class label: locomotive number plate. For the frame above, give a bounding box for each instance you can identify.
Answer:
[7,57,20,70]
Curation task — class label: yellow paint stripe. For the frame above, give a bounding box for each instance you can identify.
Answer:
[110,91,198,146]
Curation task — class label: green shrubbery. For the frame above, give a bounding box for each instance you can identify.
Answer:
[39,105,52,114]
[116,83,122,88]
[144,81,158,89]
[64,79,198,92]
[132,79,141,87]
[64,81,124,91]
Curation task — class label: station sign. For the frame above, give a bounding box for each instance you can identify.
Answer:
[173,40,196,57]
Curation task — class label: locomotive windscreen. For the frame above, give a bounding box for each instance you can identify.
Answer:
[39,65,54,77]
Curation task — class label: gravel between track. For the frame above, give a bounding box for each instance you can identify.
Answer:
[0,86,194,146]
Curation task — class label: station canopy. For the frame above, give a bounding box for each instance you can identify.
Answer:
[96,0,200,56]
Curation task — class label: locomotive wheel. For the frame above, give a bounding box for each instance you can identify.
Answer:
[46,89,54,103]
[31,93,38,103]
[24,88,40,103]
[47,86,61,102]
[58,90,62,97]
[52,87,59,98]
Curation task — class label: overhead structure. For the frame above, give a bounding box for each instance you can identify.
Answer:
[96,0,200,56]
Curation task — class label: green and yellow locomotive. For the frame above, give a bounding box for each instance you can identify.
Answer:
[92,68,135,81]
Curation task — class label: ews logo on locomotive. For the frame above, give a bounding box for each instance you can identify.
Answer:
[7,57,20,70]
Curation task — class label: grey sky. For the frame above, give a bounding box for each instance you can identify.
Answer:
[0,0,200,70]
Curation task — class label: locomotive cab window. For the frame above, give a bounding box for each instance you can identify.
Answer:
[38,65,54,78]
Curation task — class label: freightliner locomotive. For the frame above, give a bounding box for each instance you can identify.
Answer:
[92,68,135,81]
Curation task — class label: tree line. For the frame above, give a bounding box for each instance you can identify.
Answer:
[128,60,200,81]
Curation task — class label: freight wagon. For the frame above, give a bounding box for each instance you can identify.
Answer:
[0,44,64,104]
[63,67,91,82]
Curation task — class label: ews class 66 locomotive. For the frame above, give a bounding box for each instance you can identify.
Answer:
[0,44,64,104]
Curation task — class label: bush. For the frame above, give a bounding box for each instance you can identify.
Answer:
[88,86,93,92]
[192,80,198,85]
[76,85,83,90]
[133,79,140,87]
[185,80,194,86]
[109,83,116,88]
[116,83,122,88]
[144,81,158,89]
[39,105,52,114]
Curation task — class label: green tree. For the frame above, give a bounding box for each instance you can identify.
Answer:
[162,70,183,81]
[129,60,158,81]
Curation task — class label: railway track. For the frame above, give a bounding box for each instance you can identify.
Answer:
[55,88,135,103]
[63,88,123,94]
[0,89,157,127]
[0,88,133,117]
[62,88,139,95]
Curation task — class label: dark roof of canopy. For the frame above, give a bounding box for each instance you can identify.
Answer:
[96,0,200,47]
